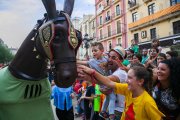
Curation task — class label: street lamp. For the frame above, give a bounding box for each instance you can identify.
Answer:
[83,33,93,59]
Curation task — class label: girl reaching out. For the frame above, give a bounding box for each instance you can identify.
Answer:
[77,65,165,120]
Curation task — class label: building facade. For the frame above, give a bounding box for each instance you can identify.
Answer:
[127,0,180,51]
[76,15,96,60]
[71,17,82,30]
[95,0,128,52]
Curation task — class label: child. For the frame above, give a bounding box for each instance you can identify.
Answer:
[151,39,162,53]
[79,81,95,120]
[77,42,111,119]
[77,42,109,75]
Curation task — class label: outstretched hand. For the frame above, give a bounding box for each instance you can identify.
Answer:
[77,65,93,82]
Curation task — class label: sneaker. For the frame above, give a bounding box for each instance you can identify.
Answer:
[99,111,109,119]
[109,114,115,120]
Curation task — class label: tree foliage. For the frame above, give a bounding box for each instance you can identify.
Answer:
[0,44,14,63]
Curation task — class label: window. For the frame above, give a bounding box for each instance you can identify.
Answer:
[100,29,103,39]
[100,16,103,25]
[107,25,111,37]
[173,20,180,34]
[116,5,120,16]
[92,21,95,28]
[108,41,112,51]
[117,20,121,34]
[148,3,155,15]
[117,38,122,46]
[150,28,156,39]
[99,4,101,8]
[85,24,87,34]
[106,11,111,21]
[93,33,95,38]
[170,0,180,6]
[141,31,147,39]
[106,0,110,5]
[132,12,138,22]
[134,33,139,43]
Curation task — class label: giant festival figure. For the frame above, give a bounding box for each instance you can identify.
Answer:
[0,0,82,119]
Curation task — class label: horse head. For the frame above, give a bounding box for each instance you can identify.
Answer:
[37,0,82,87]
[9,0,82,88]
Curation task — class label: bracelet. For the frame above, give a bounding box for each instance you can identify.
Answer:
[91,70,96,76]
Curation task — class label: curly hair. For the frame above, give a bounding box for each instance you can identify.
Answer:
[160,57,180,100]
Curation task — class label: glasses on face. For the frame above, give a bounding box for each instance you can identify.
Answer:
[108,55,118,60]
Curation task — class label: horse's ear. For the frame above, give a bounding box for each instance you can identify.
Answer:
[42,0,57,19]
[63,0,75,17]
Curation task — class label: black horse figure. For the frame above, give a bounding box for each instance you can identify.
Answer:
[0,0,82,119]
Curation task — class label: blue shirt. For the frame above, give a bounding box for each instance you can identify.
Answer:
[51,86,73,110]
[88,56,109,76]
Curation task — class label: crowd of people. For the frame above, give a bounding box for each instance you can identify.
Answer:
[49,39,180,120]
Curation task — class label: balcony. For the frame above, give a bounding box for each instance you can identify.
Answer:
[95,0,103,6]
[97,29,122,41]
[112,11,122,20]
[104,1,112,10]
[97,22,103,28]
[143,0,152,3]
[104,3,110,8]
[128,4,180,31]
[128,0,139,11]
[97,6,104,15]
[105,16,111,22]
[112,0,119,4]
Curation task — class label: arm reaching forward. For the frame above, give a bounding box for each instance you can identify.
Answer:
[77,65,116,89]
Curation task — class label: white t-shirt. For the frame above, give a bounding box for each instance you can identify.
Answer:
[112,68,127,83]
[112,68,127,112]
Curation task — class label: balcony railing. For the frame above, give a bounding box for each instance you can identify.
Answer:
[97,29,122,41]
[104,16,111,22]
[128,0,139,11]
[97,6,104,15]
[143,0,152,3]
[111,11,122,20]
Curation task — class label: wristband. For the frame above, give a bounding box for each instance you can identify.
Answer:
[90,70,96,85]
[91,70,96,76]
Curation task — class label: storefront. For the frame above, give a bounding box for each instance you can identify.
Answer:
[138,34,180,53]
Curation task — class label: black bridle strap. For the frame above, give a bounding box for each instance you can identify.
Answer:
[54,57,76,64]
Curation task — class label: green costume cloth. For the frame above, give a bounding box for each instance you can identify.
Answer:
[0,67,54,120]
[132,45,139,54]
[94,84,101,112]
[122,59,130,66]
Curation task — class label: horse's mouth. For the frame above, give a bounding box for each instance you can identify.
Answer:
[54,70,77,88]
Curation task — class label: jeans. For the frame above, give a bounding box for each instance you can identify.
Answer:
[101,92,116,114]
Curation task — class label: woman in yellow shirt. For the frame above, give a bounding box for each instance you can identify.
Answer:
[77,65,165,120]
